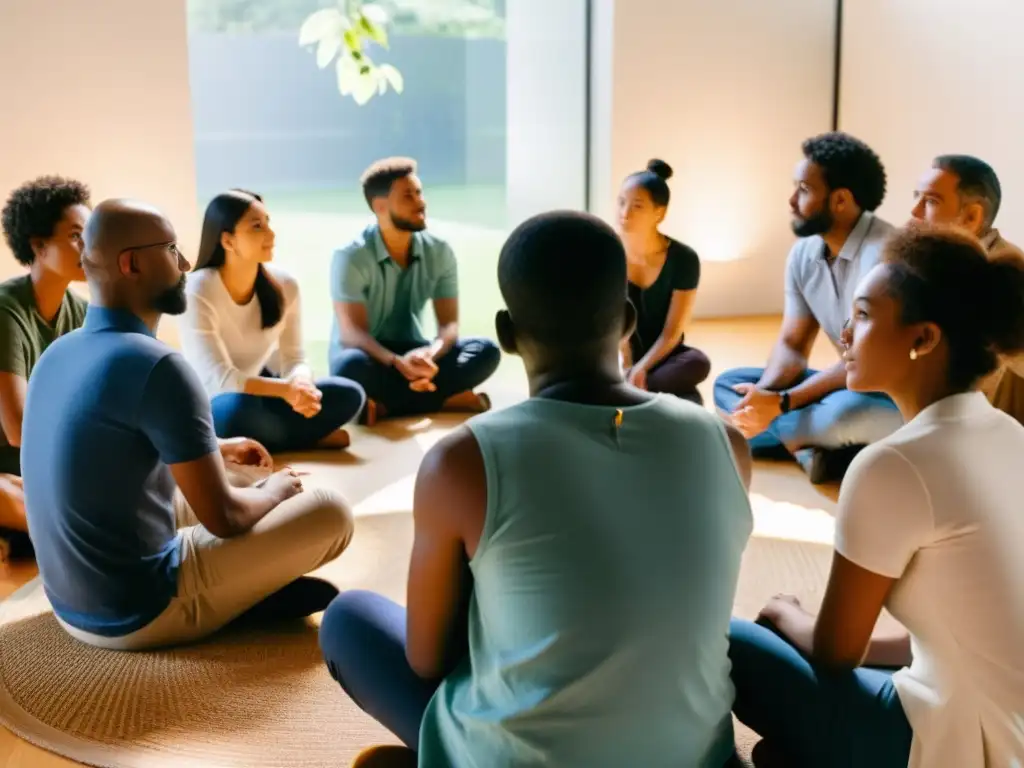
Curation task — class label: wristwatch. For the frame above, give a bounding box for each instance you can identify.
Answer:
[779,390,792,414]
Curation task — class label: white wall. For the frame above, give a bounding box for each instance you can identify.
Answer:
[589,0,837,317]
[0,0,198,343]
[505,0,589,225]
[840,0,1024,246]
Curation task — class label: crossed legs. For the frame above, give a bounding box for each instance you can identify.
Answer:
[56,477,354,651]
[331,338,500,420]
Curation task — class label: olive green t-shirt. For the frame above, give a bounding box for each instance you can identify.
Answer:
[0,275,88,473]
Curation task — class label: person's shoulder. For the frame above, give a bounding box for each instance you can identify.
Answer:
[46,327,170,385]
[415,423,486,524]
[863,212,896,243]
[648,394,724,434]
[843,437,923,494]
[418,230,454,260]
[138,348,207,403]
[787,233,823,268]
[666,237,699,264]
[65,287,88,313]
[265,264,300,299]
[988,231,1024,263]
[0,275,32,315]
[185,267,220,298]
[333,224,378,262]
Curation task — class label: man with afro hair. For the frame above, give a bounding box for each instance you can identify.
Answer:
[0,175,90,549]
[714,132,903,484]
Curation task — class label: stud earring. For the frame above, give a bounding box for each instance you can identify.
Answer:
[909,349,918,360]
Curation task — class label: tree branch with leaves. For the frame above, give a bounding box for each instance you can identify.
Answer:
[299,1,404,106]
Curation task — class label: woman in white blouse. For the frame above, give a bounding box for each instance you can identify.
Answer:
[181,190,365,453]
[729,224,1024,767]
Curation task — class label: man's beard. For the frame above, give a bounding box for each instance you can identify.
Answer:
[151,275,188,315]
[791,207,834,238]
[390,210,426,232]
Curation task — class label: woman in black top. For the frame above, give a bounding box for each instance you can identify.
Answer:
[617,159,711,404]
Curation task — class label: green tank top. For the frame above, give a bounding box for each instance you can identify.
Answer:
[418,394,752,767]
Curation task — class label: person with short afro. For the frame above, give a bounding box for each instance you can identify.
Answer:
[0,175,91,548]
[714,132,904,484]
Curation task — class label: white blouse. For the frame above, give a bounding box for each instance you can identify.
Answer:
[835,392,1024,768]
[180,265,312,397]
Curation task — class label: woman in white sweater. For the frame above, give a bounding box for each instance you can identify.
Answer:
[729,224,1024,767]
[181,190,365,453]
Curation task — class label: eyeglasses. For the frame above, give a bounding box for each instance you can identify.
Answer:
[119,241,183,259]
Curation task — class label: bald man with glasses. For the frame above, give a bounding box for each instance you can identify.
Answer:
[20,199,355,650]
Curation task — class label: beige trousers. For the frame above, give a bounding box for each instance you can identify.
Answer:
[56,469,354,651]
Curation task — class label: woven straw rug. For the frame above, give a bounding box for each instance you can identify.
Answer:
[0,450,837,767]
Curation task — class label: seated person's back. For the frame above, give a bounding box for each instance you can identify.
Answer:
[422,392,753,766]
[319,210,753,768]
[24,312,200,633]
[24,198,354,650]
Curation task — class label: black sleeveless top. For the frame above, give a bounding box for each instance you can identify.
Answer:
[627,238,700,358]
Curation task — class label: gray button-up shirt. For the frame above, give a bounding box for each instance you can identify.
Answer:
[784,212,894,351]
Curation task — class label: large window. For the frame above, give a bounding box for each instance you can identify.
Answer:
[185,0,587,388]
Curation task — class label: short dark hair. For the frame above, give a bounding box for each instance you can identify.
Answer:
[2,175,91,266]
[194,189,284,329]
[498,210,627,346]
[934,154,1002,228]
[802,132,887,212]
[883,224,1024,390]
[626,158,674,208]
[360,157,417,210]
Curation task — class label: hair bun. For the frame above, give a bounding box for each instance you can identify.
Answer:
[980,251,1024,355]
[646,159,673,181]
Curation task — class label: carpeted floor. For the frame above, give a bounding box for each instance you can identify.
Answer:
[0,317,856,767]
[0,413,842,768]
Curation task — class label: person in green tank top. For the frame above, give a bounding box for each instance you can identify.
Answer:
[319,211,754,767]
[0,176,90,546]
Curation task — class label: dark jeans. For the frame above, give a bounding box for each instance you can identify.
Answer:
[645,344,712,404]
[713,367,902,454]
[211,375,365,453]
[319,590,438,750]
[729,619,912,767]
[329,338,501,418]
[0,445,20,477]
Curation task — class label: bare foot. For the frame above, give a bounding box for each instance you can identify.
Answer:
[441,390,492,413]
[316,428,351,449]
[352,744,417,768]
[0,474,27,532]
[360,399,387,427]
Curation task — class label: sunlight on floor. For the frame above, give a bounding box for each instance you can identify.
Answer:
[353,475,416,518]
[750,493,836,545]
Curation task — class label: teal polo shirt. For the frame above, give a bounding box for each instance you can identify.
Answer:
[329,223,459,353]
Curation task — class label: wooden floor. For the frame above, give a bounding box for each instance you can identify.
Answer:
[0,314,843,767]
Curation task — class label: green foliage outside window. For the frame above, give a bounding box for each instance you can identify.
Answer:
[188,0,506,38]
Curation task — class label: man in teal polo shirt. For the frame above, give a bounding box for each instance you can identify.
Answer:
[329,157,500,423]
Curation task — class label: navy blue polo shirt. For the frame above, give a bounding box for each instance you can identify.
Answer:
[21,306,220,637]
